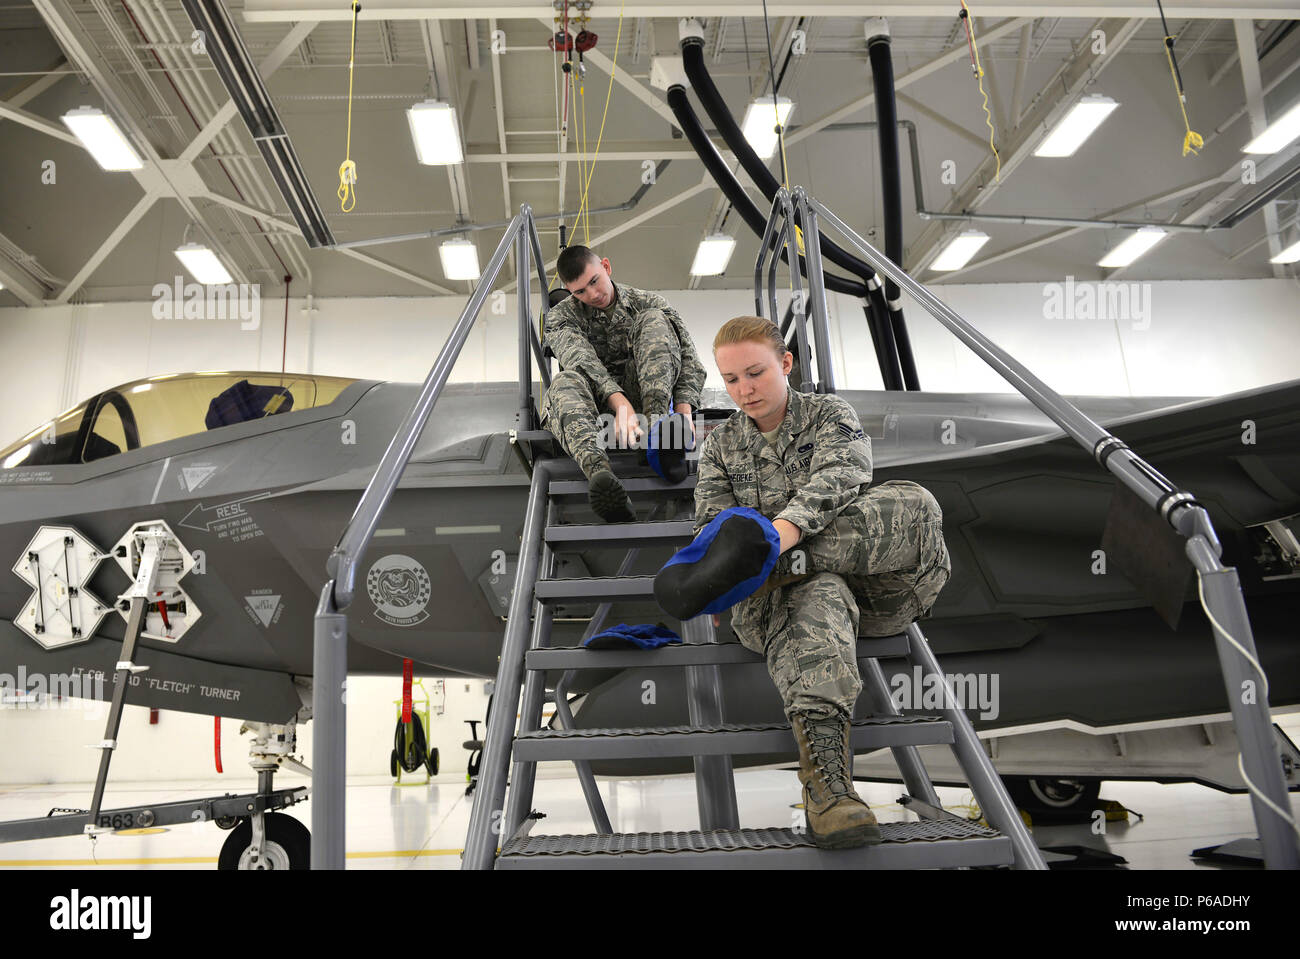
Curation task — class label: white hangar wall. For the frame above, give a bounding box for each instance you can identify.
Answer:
[1,278,1297,447]
[0,276,1297,784]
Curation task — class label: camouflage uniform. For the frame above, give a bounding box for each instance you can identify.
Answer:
[539,282,707,477]
[694,388,951,717]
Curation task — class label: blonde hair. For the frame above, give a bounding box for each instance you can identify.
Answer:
[713,315,787,358]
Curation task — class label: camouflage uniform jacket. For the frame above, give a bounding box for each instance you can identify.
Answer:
[694,388,873,541]
[543,281,707,410]
[694,389,873,643]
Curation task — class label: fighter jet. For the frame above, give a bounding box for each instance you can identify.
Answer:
[2,368,1298,840]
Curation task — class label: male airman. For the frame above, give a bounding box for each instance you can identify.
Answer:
[540,245,707,520]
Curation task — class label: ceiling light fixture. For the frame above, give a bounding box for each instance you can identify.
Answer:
[741,96,794,160]
[930,230,990,271]
[407,100,465,165]
[60,106,144,171]
[439,238,480,280]
[1242,100,1300,154]
[174,242,234,285]
[1098,227,1168,268]
[689,233,736,275]
[1269,236,1300,264]
[1033,95,1120,158]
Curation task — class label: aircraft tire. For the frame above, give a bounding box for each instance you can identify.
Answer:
[217,813,311,870]
[1005,776,1100,814]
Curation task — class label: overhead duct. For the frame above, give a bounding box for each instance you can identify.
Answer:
[666,85,900,385]
[179,0,334,248]
[678,19,907,391]
[664,86,864,298]
[865,19,921,391]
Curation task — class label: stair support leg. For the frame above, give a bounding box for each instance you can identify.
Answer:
[859,655,943,808]
[311,582,348,869]
[551,671,615,834]
[1187,543,1300,869]
[682,615,740,831]
[504,543,557,840]
[906,623,1046,870]
[463,460,554,869]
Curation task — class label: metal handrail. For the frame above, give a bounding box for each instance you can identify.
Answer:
[754,188,837,394]
[311,203,552,870]
[797,185,1299,869]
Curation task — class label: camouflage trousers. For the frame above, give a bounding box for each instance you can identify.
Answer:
[538,309,683,477]
[733,572,864,719]
[730,480,951,718]
[784,479,951,637]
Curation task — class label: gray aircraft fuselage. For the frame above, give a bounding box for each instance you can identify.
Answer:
[2,374,1298,770]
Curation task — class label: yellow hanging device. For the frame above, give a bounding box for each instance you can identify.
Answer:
[960,1,1001,182]
[1155,0,1203,156]
[338,0,361,212]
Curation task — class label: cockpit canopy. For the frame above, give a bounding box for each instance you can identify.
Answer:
[1,372,357,469]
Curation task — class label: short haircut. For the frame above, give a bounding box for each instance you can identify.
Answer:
[713,315,788,358]
[556,245,601,285]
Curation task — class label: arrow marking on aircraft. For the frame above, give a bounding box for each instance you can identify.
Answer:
[179,492,274,532]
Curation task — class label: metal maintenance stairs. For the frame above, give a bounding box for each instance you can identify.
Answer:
[462,454,1047,869]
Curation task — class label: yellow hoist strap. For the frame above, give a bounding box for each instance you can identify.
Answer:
[1164,36,1204,156]
[961,1,1001,183]
[338,0,361,212]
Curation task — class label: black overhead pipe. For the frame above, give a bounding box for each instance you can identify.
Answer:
[664,85,865,299]
[865,24,922,391]
[680,31,906,391]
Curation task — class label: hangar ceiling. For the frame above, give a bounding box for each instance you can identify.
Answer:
[0,0,1298,305]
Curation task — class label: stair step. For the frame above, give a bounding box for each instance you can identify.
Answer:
[534,576,656,603]
[497,820,1012,869]
[513,716,952,761]
[548,477,697,499]
[545,521,695,550]
[527,634,910,670]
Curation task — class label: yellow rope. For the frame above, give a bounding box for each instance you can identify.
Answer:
[962,1,1001,182]
[578,65,590,244]
[573,3,625,246]
[337,0,360,212]
[772,99,803,255]
[1164,35,1204,155]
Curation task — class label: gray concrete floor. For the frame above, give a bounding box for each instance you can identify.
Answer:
[0,767,1291,869]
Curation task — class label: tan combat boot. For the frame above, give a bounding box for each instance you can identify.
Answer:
[792,708,883,849]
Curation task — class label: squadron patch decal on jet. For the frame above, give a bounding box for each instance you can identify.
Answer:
[366,554,432,627]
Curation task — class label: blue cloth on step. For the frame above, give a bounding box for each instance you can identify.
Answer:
[583,623,683,650]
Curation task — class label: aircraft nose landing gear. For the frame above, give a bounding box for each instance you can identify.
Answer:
[218,811,311,870]
[217,724,313,869]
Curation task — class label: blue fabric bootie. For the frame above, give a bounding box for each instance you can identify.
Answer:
[646,413,695,484]
[654,507,780,619]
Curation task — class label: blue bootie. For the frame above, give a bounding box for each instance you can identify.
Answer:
[654,507,780,619]
[646,413,695,484]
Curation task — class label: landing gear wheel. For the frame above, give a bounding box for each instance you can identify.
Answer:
[217,813,311,870]
[426,747,440,776]
[1005,777,1100,813]
[390,749,399,779]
